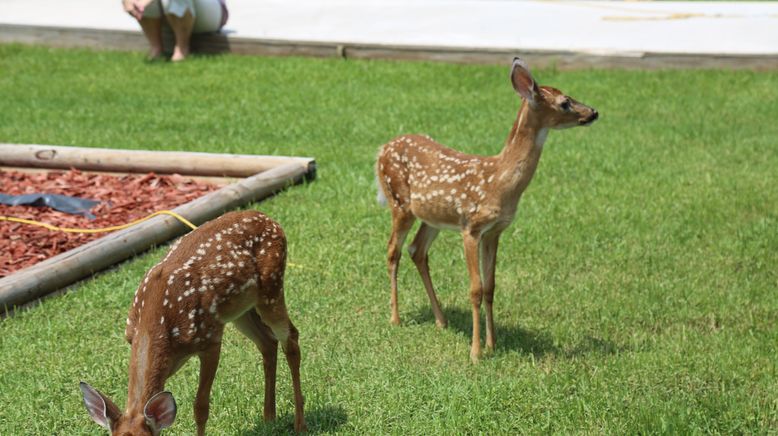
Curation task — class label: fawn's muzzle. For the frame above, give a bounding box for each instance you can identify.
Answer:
[581,110,599,125]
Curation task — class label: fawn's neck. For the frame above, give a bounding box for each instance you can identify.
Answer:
[126,332,170,415]
[496,100,548,196]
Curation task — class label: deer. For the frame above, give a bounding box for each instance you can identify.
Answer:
[375,57,598,363]
[79,210,306,435]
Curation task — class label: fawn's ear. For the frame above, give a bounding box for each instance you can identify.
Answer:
[510,57,539,107]
[80,382,121,430]
[144,391,177,431]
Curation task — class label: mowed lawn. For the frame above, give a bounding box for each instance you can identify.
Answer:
[0,44,776,434]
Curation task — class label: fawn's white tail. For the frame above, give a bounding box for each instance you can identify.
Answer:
[375,157,388,207]
[376,177,388,207]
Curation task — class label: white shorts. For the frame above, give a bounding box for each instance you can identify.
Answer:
[142,0,227,33]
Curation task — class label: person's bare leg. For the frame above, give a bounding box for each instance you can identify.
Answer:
[166,10,194,61]
[138,17,163,59]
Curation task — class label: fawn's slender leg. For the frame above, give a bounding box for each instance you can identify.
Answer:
[233,311,279,422]
[480,233,500,353]
[408,223,447,328]
[257,305,307,433]
[194,342,221,436]
[283,322,305,434]
[387,213,415,325]
[258,327,278,422]
[462,230,484,363]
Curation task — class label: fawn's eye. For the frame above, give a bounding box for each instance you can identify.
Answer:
[560,99,571,111]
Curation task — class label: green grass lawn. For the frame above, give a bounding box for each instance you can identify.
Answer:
[0,44,776,434]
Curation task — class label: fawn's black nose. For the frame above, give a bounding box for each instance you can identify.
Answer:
[580,110,599,125]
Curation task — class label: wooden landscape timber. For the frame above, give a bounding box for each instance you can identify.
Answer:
[2,23,777,71]
[0,144,313,178]
[0,144,316,315]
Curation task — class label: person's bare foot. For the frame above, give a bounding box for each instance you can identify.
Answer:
[148,47,163,60]
[171,47,188,62]
[167,10,193,62]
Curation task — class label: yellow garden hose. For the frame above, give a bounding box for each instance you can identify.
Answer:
[0,211,318,272]
[0,210,197,233]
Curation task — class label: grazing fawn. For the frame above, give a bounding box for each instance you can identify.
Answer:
[80,210,306,434]
[376,57,598,362]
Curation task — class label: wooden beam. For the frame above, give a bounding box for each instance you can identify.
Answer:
[2,23,778,70]
[0,23,148,51]
[0,144,315,178]
[0,162,310,314]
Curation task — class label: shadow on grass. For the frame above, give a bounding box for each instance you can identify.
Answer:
[240,405,347,435]
[408,306,625,359]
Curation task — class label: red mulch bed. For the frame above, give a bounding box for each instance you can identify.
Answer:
[0,169,220,278]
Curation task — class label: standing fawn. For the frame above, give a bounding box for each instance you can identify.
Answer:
[80,210,306,434]
[376,58,598,363]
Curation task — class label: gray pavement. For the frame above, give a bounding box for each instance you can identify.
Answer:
[2,0,777,56]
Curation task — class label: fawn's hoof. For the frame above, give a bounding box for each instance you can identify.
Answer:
[435,319,448,329]
[390,315,401,326]
[470,346,482,364]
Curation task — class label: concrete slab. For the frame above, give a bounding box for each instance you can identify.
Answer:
[1,1,777,67]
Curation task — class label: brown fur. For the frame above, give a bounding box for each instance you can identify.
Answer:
[82,210,306,434]
[375,58,598,362]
